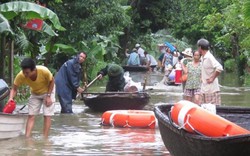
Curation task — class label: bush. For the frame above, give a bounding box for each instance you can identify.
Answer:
[224,59,236,72]
[244,71,250,86]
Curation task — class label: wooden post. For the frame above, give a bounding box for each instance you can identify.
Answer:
[143,77,147,91]
[9,40,14,85]
[83,64,88,84]
[0,34,6,79]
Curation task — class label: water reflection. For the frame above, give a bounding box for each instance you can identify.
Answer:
[220,86,250,107]
[50,115,168,155]
[0,136,53,156]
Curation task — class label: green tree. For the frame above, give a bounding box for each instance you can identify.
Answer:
[50,0,130,44]
[0,1,64,83]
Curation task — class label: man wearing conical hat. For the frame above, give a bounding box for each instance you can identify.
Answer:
[97,64,126,92]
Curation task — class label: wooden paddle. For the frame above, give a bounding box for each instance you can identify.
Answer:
[142,68,151,92]
[85,74,102,89]
[78,74,102,99]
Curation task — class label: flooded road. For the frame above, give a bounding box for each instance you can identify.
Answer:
[0,72,249,156]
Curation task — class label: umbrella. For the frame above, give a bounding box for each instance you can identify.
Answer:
[165,41,176,53]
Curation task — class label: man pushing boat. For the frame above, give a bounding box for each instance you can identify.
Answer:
[97,63,126,92]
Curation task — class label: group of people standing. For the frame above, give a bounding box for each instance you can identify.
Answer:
[180,39,223,106]
[4,38,223,139]
[126,43,158,72]
[125,39,223,106]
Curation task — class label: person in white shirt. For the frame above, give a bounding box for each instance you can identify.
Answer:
[144,51,157,72]
[135,43,147,65]
[197,38,223,105]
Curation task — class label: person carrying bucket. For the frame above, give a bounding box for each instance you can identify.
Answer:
[8,58,55,138]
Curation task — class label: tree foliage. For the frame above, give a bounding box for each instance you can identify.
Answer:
[0,14,13,34]
[0,0,65,82]
[0,1,64,30]
[50,0,130,43]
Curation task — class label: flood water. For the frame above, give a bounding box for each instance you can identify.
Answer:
[1,72,250,156]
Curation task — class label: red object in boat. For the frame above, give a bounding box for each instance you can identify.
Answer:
[3,100,16,114]
[175,69,182,84]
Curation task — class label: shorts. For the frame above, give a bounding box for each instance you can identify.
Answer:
[184,88,201,97]
[201,91,221,105]
[28,93,55,116]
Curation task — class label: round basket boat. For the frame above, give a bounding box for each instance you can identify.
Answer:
[122,66,149,72]
[82,92,150,112]
[171,100,250,137]
[101,110,156,129]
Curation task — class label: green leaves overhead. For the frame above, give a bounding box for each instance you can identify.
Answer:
[51,43,77,54]
[0,1,65,31]
[0,13,13,34]
[79,40,105,62]
[243,1,250,27]
[14,30,34,55]
[52,0,130,43]
[42,22,58,36]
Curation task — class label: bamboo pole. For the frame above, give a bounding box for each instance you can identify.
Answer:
[0,34,6,79]
[9,40,14,85]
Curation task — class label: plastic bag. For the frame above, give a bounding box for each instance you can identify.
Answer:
[123,72,143,92]
[201,103,216,114]
[168,69,175,81]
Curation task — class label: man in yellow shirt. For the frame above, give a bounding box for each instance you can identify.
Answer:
[8,58,55,138]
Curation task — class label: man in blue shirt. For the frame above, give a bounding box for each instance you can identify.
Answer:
[55,52,87,113]
[127,48,140,66]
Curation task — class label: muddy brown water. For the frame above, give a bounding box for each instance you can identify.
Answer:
[0,72,249,156]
